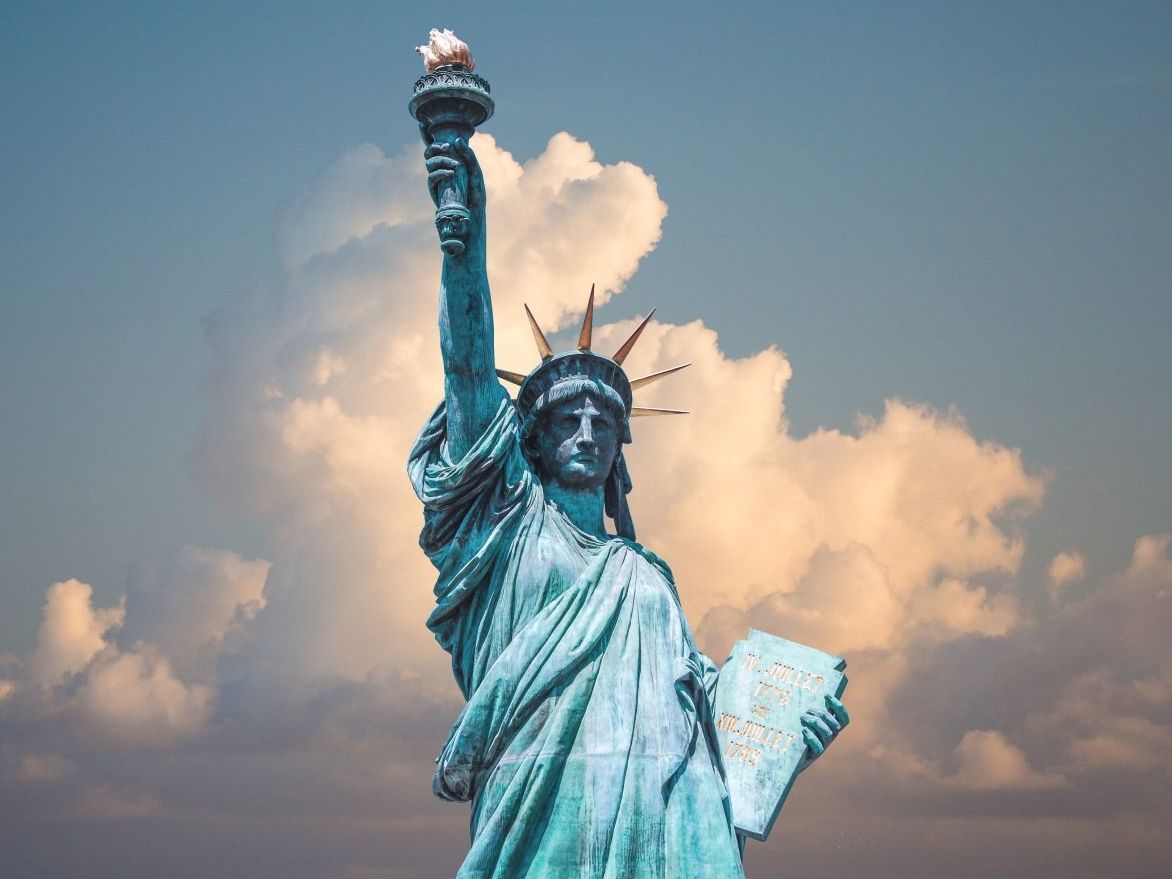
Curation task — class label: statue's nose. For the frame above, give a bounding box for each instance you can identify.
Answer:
[576,417,595,447]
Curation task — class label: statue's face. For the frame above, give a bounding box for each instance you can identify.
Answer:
[536,394,619,491]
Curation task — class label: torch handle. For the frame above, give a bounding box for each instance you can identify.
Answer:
[428,121,473,217]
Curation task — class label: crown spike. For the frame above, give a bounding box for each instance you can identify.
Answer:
[612,308,656,365]
[495,368,526,386]
[577,284,595,351]
[630,406,689,417]
[523,303,554,361]
[629,362,691,391]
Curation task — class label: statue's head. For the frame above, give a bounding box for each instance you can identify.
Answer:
[518,365,636,538]
[502,290,690,541]
[523,382,624,491]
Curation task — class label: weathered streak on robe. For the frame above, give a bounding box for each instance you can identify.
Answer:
[409,397,744,878]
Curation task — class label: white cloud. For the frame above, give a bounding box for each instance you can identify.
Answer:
[74,646,213,746]
[120,546,268,681]
[4,553,263,747]
[875,533,1172,808]
[947,730,1067,790]
[1048,549,1087,601]
[583,317,1043,662]
[26,580,123,687]
[1029,535,1172,779]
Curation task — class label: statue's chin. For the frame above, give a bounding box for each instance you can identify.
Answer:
[547,465,606,492]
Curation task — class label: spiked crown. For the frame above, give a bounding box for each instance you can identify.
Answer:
[496,285,690,425]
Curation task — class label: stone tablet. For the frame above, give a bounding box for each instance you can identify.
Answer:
[711,629,848,840]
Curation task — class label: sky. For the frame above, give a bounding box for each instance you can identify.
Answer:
[1,2,1170,877]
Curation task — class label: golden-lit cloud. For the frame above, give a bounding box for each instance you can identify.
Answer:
[948,730,1067,790]
[26,580,123,688]
[11,576,217,747]
[74,646,213,745]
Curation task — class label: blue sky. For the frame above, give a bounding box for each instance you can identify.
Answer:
[1,3,1170,876]
[4,2,1168,642]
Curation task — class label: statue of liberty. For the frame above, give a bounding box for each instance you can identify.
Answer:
[407,30,847,879]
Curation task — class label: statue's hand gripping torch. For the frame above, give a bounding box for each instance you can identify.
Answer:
[410,29,494,256]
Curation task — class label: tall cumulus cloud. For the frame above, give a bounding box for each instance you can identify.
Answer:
[1,133,1168,879]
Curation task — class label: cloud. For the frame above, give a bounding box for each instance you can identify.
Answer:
[877,534,1172,812]
[1,132,1168,877]
[2,557,261,749]
[72,646,213,746]
[119,546,268,681]
[1034,536,1172,780]
[947,730,1067,790]
[1048,549,1087,600]
[26,580,123,688]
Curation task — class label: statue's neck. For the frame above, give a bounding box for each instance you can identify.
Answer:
[544,482,608,540]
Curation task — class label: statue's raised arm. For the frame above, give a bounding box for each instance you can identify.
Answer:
[424,137,507,460]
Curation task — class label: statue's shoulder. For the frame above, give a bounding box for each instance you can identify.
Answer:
[615,537,675,584]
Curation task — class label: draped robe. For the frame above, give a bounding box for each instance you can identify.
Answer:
[409,396,745,878]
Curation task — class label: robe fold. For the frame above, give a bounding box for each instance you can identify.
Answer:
[409,397,745,878]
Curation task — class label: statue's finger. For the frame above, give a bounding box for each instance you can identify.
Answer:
[453,138,486,207]
[802,727,825,757]
[428,170,456,187]
[801,712,834,742]
[814,707,842,733]
[826,695,851,727]
[425,156,461,171]
[454,138,482,175]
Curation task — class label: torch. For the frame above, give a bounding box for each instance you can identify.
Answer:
[409,29,494,256]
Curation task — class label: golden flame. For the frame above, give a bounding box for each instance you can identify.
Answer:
[416,28,475,72]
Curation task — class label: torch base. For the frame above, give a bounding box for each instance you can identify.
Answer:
[409,65,494,128]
